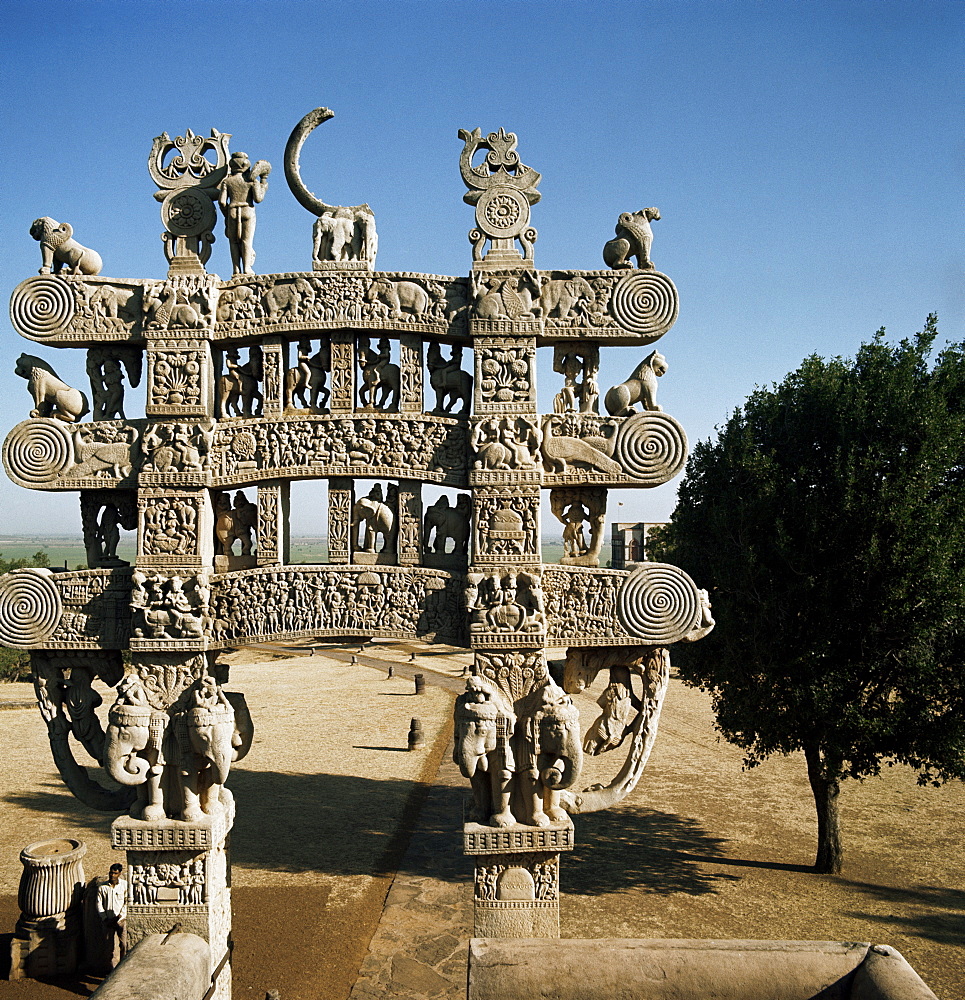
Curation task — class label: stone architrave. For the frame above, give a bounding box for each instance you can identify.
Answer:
[256,482,289,566]
[328,477,352,563]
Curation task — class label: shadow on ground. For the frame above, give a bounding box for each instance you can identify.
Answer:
[839,880,965,946]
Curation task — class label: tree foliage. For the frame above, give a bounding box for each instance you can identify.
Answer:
[653,317,965,871]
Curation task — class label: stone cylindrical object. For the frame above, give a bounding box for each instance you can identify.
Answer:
[408,718,425,750]
[18,839,87,919]
[414,673,425,695]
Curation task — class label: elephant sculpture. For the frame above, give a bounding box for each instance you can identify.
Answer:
[540,276,594,320]
[602,207,660,270]
[516,680,583,827]
[30,216,103,275]
[104,674,253,822]
[454,676,517,827]
[423,495,471,556]
[353,492,395,553]
[365,278,429,320]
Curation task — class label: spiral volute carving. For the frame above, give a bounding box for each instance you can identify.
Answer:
[614,412,688,484]
[3,419,74,488]
[617,563,702,644]
[610,271,678,342]
[0,570,63,648]
[10,277,75,340]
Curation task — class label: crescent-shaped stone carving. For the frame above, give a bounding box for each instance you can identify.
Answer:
[284,106,372,218]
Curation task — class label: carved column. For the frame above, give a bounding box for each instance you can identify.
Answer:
[396,480,423,567]
[399,334,423,414]
[328,477,353,564]
[329,333,355,413]
[256,481,289,566]
[260,336,286,417]
[108,650,247,1000]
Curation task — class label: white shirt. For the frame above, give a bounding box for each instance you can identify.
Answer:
[96,879,127,922]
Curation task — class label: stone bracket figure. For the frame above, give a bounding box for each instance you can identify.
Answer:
[284,107,378,268]
[353,483,396,561]
[87,348,143,421]
[357,337,400,411]
[604,350,668,417]
[217,152,271,275]
[286,338,330,410]
[16,354,89,422]
[219,346,264,418]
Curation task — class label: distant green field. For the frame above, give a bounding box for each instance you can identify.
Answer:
[0,536,612,569]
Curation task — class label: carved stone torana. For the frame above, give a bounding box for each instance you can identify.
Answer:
[4,117,717,968]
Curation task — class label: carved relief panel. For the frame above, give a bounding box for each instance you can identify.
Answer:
[137,489,212,569]
[473,337,537,415]
[472,487,540,565]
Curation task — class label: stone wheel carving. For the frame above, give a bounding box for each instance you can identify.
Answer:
[10,277,75,339]
[161,188,217,238]
[613,412,688,484]
[609,271,678,342]
[0,570,62,648]
[3,419,74,488]
[617,563,700,644]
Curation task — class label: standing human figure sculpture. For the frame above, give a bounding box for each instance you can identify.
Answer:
[218,152,271,275]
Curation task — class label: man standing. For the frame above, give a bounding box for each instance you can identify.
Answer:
[96,863,127,966]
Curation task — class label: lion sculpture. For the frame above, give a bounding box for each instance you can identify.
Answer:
[30,217,102,276]
[16,354,89,422]
[602,208,660,270]
[604,350,668,417]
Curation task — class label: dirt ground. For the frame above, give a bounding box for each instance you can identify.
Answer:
[0,646,962,999]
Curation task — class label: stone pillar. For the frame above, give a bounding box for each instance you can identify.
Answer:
[260,336,286,417]
[256,481,289,566]
[328,477,353,563]
[145,336,215,419]
[399,334,423,414]
[8,838,86,979]
[329,333,355,413]
[465,822,572,938]
[397,479,423,566]
[112,796,233,1000]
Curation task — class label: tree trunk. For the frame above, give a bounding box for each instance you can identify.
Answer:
[804,743,843,874]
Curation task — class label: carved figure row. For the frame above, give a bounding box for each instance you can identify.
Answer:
[209,567,463,644]
[131,571,210,640]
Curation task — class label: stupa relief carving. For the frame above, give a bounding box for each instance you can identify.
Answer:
[2,111,716,961]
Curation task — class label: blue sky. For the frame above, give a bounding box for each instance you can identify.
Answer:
[1,0,962,536]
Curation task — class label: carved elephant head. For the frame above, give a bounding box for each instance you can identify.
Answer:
[526,682,583,792]
[453,676,514,778]
[104,703,157,786]
[186,702,236,786]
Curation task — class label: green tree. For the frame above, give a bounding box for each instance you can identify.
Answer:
[654,317,965,873]
[0,550,50,574]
